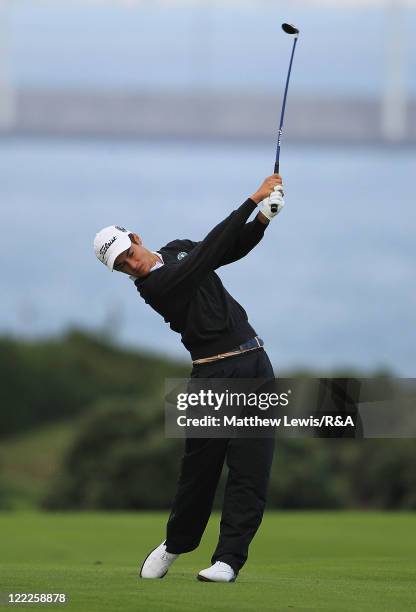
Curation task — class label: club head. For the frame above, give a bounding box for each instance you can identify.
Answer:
[282,23,299,36]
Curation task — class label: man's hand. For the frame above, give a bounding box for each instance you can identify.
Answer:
[258,186,285,222]
[250,174,283,204]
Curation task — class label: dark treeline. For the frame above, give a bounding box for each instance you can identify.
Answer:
[0,331,415,510]
[0,330,189,438]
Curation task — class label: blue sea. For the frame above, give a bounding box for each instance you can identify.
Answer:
[0,138,414,375]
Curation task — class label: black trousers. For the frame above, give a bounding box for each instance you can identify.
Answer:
[165,348,276,575]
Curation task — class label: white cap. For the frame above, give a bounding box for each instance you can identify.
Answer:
[94,225,132,271]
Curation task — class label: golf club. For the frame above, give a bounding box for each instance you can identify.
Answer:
[271,22,300,212]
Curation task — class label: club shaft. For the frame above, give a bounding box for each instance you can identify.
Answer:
[274,36,298,175]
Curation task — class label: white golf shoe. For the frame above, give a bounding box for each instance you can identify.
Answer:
[139,541,179,579]
[197,561,236,583]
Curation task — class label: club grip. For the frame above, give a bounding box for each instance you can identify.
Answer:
[270,162,280,212]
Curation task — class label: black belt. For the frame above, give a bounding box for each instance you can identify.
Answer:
[235,336,264,352]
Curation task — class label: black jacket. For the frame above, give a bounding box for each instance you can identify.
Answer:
[133,198,267,360]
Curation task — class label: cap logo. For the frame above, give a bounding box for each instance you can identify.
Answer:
[99,236,117,260]
[177,251,188,261]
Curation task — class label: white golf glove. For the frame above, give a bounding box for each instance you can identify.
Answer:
[259,185,285,220]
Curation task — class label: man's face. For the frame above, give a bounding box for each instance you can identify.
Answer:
[113,234,152,277]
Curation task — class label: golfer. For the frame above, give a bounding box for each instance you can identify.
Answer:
[93,174,285,582]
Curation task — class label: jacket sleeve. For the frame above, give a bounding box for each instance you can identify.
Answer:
[216,216,266,267]
[160,198,258,293]
[180,216,267,268]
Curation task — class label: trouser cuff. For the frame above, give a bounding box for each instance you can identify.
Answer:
[165,540,199,555]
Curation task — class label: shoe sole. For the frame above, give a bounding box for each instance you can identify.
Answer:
[196,574,236,583]
[139,544,168,579]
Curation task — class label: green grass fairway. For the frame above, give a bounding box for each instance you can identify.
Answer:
[1,512,415,611]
